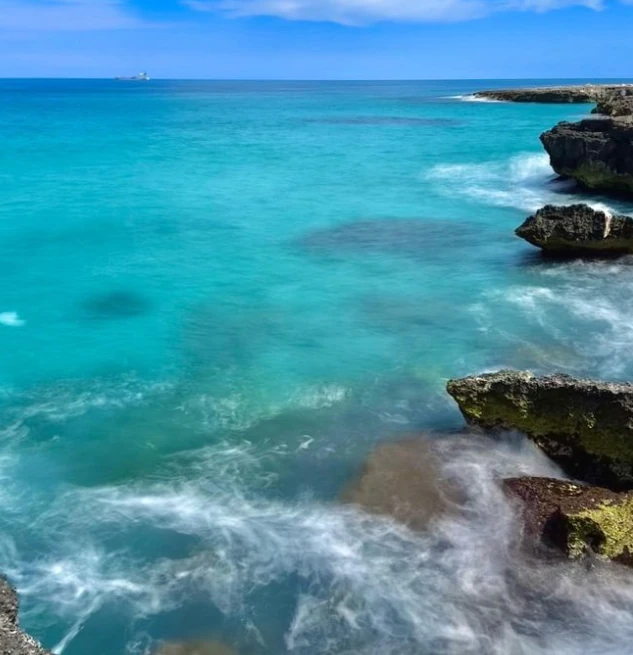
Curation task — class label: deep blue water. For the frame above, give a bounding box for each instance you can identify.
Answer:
[2,79,633,654]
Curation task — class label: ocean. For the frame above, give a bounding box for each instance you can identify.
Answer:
[1,78,633,654]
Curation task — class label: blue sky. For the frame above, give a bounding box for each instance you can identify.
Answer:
[1,0,632,78]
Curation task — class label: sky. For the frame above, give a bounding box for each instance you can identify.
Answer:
[1,0,633,78]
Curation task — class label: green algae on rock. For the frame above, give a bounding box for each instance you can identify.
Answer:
[447,371,633,490]
[504,477,633,566]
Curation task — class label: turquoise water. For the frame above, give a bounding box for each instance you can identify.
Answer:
[2,79,633,654]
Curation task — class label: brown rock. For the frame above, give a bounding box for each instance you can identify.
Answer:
[504,477,633,566]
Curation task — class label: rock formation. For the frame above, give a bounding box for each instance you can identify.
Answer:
[515,203,633,254]
[447,371,633,490]
[475,85,633,104]
[540,118,633,195]
[342,438,457,530]
[504,477,633,566]
[592,95,633,117]
[0,577,50,655]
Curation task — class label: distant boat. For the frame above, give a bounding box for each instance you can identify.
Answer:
[115,72,150,81]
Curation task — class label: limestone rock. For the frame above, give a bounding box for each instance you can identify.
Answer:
[540,118,633,195]
[504,477,633,566]
[447,371,633,490]
[475,85,633,104]
[0,577,50,655]
[516,204,633,254]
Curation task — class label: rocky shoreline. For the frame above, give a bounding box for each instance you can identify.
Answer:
[345,82,633,570]
[0,577,50,655]
[475,84,633,104]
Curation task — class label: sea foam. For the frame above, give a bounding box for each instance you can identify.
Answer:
[0,312,25,327]
[3,434,633,654]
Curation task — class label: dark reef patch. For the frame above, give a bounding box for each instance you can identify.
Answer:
[80,290,150,320]
[295,218,488,260]
[304,116,462,127]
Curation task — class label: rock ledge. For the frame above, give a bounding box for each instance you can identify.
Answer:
[516,204,633,254]
[447,370,633,490]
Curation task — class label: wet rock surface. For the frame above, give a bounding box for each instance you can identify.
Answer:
[540,117,633,195]
[516,203,633,254]
[447,370,633,490]
[475,85,633,104]
[342,438,457,530]
[504,477,633,566]
[0,578,50,655]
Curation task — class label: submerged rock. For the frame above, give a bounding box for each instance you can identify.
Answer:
[540,118,633,195]
[0,577,50,655]
[156,640,237,655]
[505,477,633,566]
[446,371,633,490]
[516,204,633,254]
[81,290,149,320]
[475,85,633,104]
[342,438,457,530]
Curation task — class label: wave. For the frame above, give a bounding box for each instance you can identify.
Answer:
[475,258,633,379]
[448,95,504,103]
[426,152,626,215]
[0,312,25,327]
[3,433,633,654]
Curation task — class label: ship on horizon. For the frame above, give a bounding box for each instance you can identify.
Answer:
[115,72,150,81]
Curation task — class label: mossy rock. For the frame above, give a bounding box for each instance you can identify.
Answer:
[447,370,633,490]
[504,477,633,566]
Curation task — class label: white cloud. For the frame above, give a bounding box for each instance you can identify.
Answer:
[184,0,606,24]
[0,0,150,31]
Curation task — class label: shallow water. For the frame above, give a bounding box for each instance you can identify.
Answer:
[2,79,633,654]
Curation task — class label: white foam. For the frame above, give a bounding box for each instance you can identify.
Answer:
[4,433,633,654]
[426,152,618,214]
[450,94,504,103]
[0,312,24,327]
[478,259,633,378]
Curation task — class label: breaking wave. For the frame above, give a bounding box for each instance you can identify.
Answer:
[426,152,627,214]
[2,432,633,654]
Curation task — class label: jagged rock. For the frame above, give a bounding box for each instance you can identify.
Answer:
[156,640,237,655]
[446,371,633,490]
[504,477,633,566]
[592,95,633,117]
[475,85,633,104]
[516,204,633,254]
[0,577,50,655]
[540,118,633,195]
[342,438,457,530]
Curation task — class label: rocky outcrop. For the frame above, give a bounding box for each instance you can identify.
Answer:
[504,477,633,566]
[342,438,457,530]
[446,371,633,490]
[540,118,633,195]
[592,95,633,117]
[475,85,633,104]
[0,577,50,655]
[515,204,633,254]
